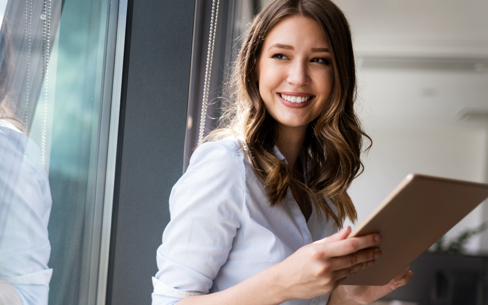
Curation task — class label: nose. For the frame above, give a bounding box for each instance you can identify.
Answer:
[287,60,310,87]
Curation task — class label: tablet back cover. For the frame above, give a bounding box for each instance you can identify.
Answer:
[341,174,488,286]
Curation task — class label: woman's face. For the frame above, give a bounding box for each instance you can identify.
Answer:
[256,15,333,133]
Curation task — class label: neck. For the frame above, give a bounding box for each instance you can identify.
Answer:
[275,124,307,170]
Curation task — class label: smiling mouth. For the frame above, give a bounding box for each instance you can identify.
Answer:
[279,93,314,104]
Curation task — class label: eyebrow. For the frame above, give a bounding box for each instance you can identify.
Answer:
[312,47,330,52]
[268,43,330,53]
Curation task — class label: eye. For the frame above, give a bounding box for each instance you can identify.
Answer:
[311,57,331,65]
[271,53,289,60]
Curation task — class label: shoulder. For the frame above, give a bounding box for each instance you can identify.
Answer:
[0,125,48,181]
[187,136,246,172]
[168,137,246,225]
[171,137,247,206]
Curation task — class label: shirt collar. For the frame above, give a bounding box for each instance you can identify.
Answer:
[273,145,288,164]
[0,119,22,134]
[234,133,289,164]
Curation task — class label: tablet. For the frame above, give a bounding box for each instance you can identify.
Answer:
[341,173,488,286]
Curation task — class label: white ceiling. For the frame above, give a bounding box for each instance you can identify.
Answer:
[332,0,488,129]
[336,0,488,57]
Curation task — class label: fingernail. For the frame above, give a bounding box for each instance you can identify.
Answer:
[374,234,382,242]
[375,250,382,258]
[391,281,399,287]
[367,260,375,266]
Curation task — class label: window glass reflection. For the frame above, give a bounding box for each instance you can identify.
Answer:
[0,119,52,305]
[0,1,60,303]
[0,0,117,304]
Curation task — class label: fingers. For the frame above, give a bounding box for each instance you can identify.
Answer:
[390,270,413,288]
[324,233,382,257]
[315,226,351,244]
[390,266,410,283]
[330,248,382,271]
[390,266,414,288]
[333,259,374,281]
[329,248,381,281]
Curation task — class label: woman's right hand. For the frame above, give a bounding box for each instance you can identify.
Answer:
[272,226,382,301]
[178,226,381,305]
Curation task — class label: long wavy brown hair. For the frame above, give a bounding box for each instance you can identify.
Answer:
[0,22,27,134]
[206,0,371,227]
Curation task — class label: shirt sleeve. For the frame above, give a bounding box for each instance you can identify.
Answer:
[152,140,245,305]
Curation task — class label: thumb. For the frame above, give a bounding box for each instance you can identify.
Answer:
[315,226,350,244]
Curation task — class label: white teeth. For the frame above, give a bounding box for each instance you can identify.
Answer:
[280,94,311,103]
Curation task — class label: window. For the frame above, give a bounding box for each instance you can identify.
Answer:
[0,0,126,303]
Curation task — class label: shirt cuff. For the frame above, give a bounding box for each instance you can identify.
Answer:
[0,269,52,286]
[152,277,204,298]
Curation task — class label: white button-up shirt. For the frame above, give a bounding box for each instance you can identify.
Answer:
[0,120,52,305]
[152,137,338,305]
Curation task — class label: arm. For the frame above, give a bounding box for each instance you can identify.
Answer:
[0,280,22,305]
[152,141,247,304]
[178,227,381,305]
[178,264,286,305]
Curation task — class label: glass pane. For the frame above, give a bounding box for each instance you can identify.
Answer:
[0,0,119,304]
[184,0,266,169]
[184,0,240,169]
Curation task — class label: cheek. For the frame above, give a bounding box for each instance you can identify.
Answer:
[320,70,334,92]
[314,72,334,113]
[258,71,277,101]
[259,63,285,90]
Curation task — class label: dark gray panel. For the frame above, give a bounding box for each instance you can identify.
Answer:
[107,0,195,304]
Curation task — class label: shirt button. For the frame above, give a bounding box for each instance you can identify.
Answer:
[312,302,316,305]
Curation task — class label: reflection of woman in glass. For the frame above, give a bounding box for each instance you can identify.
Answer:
[0,25,53,305]
[152,1,412,304]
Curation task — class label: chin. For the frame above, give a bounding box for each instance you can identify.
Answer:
[277,121,309,130]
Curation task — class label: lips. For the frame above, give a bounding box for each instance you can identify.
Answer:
[280,93,312,103]
[277,92,315,108]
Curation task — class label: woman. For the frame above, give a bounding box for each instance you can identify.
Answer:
[152,1,413,304]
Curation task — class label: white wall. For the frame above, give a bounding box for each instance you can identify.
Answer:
[345,126,487,253]
[343,66,488,253]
